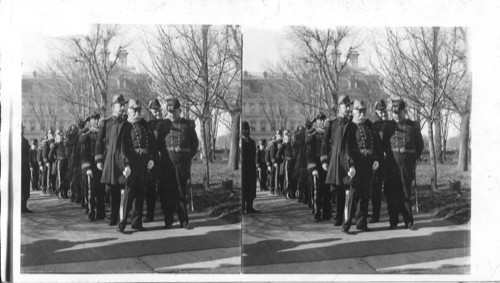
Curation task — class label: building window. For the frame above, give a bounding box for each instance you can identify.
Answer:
[260,121,267,132]
[249,121,257,132]
[30,121,36,132]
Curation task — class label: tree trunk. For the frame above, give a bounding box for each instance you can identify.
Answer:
[428,119,438,193]
[199,116,211,190]
[228,111,240,170]
[457,111,470,171]
[434,104,444,165]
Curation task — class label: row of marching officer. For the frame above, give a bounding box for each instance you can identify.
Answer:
[253,95,423,234]
[320,95,423,233]
[25,94,199,234]
[95,94,198,233]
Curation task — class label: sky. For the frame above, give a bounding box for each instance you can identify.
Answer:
[23,24,461,138]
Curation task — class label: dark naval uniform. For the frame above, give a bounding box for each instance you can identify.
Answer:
[256,145,268,191]
[165,117,198,227]
[145,115,175,225]
[96,114,127,225]
[321,115,350,225]
[81,125,105,221]
[272,139,284,195]
[43,138,56,194]
[118,114,156,231]
[29,142,40,191]
[37,143,44,191]
[279,140,295,197]
[292,131,308,203]
[370,113,391,223]
[22,136,32,212]
[265,140,276,194]
[343,117,382,231]
[241,131,257,212]
[49,137,68,197]
[306,127,331,221]
[385,110,423,229]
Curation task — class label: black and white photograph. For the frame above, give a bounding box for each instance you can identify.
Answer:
[3,0,500,282]
[241,26,471,273]
[19,24,242,273]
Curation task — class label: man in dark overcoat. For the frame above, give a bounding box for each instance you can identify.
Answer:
[96,94,128,226]
[321,95,353,226]
[22,127,33,213]
[241,121,259,213]
[29,139,40,191]
[370,99,391,223]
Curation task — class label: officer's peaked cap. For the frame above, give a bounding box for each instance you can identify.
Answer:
[128,99,142,110]
[111,94,128,105]
[338,95,353,106]
[149,98,161,110]
[391,99,406,112]
[353,99,367,110]
[375,99,387,110]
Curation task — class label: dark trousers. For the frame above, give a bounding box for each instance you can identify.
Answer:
[257,166,268,191]
[284,159,295,195]
[84,168,105,218]
[276,162,285,195]
[268,166,276,193]
[309,168,331,220]
[55,159,68,194]
[120,166,147,228]
[370,174,383,221]
[38,166,44,190]
[106,184,122,223]
[331,185,347,223]
[31,166,39,190]
[387,153,416,226]
[71,168,83,203]
[169,152,191,225]
[345,156,373,228]
[145,169,172,224]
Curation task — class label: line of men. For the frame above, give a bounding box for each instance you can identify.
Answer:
[24,94,199,233]
[255,95,423,233]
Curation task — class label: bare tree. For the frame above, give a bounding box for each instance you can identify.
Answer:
[375,27,466,188]
[67,24,127,116]
[256,91,293,133]
[24,81,63,133]
[145,25,240,190]
[285,27,362,109]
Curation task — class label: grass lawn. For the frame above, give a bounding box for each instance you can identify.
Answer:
[413,157,471,224]
[187,158,241,223]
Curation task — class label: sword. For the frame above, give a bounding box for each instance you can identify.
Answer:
[57,161,61,196]
[414,167,419,212]
[312,173,318,213]
[189,170,194,212]
[30,167,33,191]
[87,174,92,211]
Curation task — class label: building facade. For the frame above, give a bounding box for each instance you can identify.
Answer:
[22,50,153,141]
[242,52,386,142]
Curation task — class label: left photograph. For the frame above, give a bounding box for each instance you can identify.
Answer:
[21,24,242,273]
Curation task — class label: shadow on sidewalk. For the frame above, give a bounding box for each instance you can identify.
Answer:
[242,229,470,272]
[22,228,241,269]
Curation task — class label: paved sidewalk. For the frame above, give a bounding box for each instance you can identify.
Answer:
[21,190,241,273]
[242,190,470,274]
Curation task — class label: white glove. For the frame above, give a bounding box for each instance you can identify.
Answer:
[123,165,131,177]
[267,166,271,171]
[97,162,103,171]
[312,170,318,176]
[372,161,379,171]
[40,166,43,171]
[46,163,50,167]
[348,166,356,178]
[322,163,328,171]
[147,160,154,170]
[274,163,278,168]
[86,169,92,176]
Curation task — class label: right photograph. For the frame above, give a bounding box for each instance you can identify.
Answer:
[241,26,471,274]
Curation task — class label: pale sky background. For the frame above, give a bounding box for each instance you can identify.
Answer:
[23,24,461,138]
[242,26,461,138]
